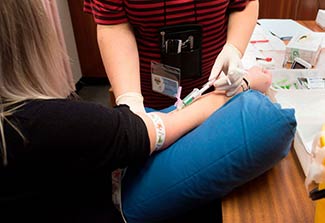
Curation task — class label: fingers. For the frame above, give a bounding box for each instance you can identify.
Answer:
[228,69,244,83]
[213,76,232,90]
[248,66,270,75]
[213,67,246,97]
[208,61,223,81]
[213,76,242,97]
[225,78,243,97]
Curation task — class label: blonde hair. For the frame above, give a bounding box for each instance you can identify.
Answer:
[0,0,76,165]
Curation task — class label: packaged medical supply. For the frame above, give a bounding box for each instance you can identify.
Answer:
[286,33,322,66]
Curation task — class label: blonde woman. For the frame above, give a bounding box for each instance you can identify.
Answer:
[0,1,295,222]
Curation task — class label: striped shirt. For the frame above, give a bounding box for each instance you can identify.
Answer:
[84,0,253,109]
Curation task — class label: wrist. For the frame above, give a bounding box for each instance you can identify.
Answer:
[241,77,250,92]
[224,42,243,58]
[115,92,145,113]
[146,113,166,152]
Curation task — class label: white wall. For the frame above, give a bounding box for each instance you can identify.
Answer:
[56,0,82,84]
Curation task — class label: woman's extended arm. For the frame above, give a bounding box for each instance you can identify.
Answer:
[138,91,229,154]
[139,66,271,154]
[97,23,145,112]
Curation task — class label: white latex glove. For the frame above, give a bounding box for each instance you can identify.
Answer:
[212,69,245,97]
[209,43,244,96]
[115,92,146,113]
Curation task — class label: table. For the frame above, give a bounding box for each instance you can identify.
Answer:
[222,148,315,223]
[222,20,324,223]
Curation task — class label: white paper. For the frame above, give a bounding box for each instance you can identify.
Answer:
[258,19,311,40]
[250,24,286,51]
[272,88,325,154]
[242,24,286,69]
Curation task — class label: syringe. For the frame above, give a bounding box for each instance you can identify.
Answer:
[177,81,214,110]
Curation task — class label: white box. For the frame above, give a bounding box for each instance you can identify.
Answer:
[286,33,322,66]
[269,69,325,176]
[316,9,325,30]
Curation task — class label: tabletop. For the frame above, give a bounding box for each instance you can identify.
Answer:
[222,20,324,223]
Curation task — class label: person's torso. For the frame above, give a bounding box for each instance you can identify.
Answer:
[124,0,230,109]
[0,99,138,223]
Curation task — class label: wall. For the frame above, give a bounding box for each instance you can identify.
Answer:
[67,0,106,78]
[56,0,82,83]
[68,0,323,78]
[259,0,321,20]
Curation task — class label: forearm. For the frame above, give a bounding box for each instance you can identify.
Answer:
[137,92,229,154]
[138,66,271,154]
[97,23,141,97]
[161,92,228,148]
[227,0,259,56]
[164,64,272,145]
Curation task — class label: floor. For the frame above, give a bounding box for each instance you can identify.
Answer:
[76,81,112,108]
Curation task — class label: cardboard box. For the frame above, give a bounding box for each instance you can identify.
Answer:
[286,33,322,66]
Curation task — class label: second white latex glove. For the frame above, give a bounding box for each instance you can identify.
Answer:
[115,92,146,113]
[209,43,244,96]
[212,70,244,97]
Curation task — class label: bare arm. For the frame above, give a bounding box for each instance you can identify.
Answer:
[137,91,229,154]
[97,23,143,111]
[139,66,272,154]
[227,0,259,55]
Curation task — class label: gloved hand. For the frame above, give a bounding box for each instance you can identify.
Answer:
[209,43,244,96]
[212,70,245,96]
[115,92,146,113]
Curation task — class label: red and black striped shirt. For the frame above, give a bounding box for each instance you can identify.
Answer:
[84,0,253,109]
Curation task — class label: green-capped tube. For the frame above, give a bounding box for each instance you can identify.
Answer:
[182,88,200,106]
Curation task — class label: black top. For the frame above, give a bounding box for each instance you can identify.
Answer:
[0,99,150,222]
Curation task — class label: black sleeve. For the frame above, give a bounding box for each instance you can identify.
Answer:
[19,100,150,172]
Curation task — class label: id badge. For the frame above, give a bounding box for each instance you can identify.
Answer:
[151,61,180,98]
